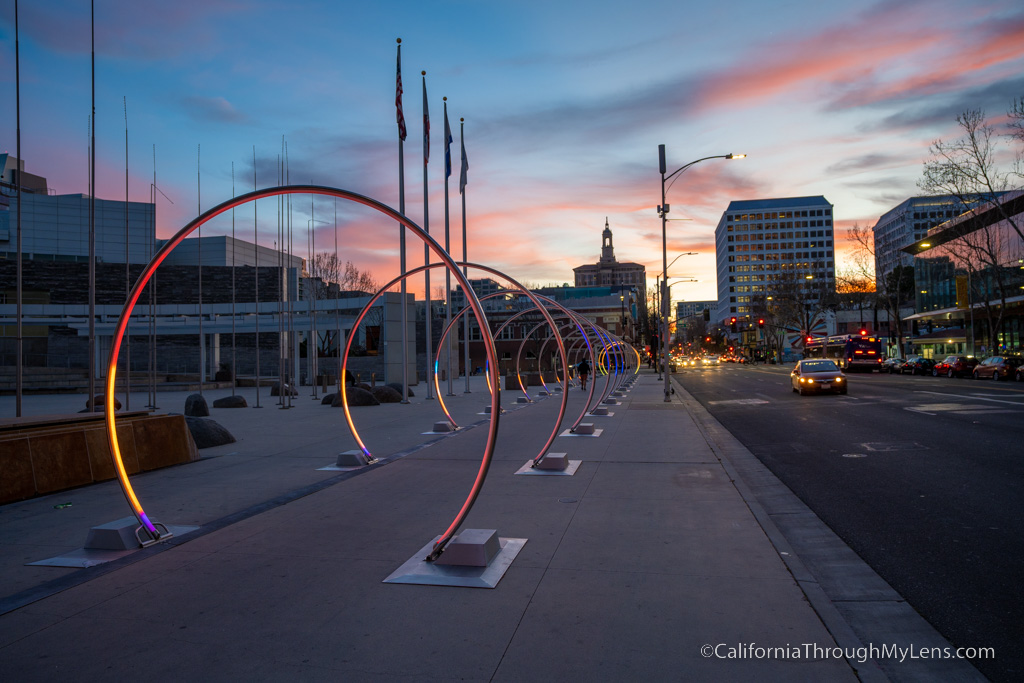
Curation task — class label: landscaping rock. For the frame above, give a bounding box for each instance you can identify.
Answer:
[386,382,413,397]
[84,394,121,412]
[356,383,372,392]
[371,385,403,403]
[184,393,210,417]
[333,387,379,407]
[184,416,236,449]
[212,395,248,408]
[321,393,337,405]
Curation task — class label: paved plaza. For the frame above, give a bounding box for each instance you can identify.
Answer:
[0,372,983,681]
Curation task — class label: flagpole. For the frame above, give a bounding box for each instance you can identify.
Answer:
[460,118,471,393]
[422,71,433,400]
[443,98,454,396]
[15,0,23,417]
[397,38,409,404]
[88,0,96,411]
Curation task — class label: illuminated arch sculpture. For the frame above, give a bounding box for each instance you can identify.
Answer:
[103,185,500,557]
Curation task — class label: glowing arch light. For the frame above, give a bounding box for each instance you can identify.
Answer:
[104,186,500,559]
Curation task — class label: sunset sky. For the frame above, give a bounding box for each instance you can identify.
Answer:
[3,0,1024,306]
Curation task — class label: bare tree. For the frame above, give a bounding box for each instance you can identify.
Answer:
[845,223,913,353]
[919,100,1024,352]
[306,254,383,356]
[920,106,1023,242]
[754,268,833,361]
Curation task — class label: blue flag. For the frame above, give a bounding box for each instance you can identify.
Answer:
[444,103,453,178]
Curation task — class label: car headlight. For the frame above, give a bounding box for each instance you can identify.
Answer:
[835,377,843,382]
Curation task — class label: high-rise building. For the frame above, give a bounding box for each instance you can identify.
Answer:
[573,218,646,288]
[675,300,715,321]
[714,196,835,322]
[871,194,1001,282]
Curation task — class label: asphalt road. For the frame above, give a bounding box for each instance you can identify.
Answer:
[673,362,1024,683]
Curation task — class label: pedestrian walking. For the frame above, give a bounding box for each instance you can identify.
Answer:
[578,358,591,390]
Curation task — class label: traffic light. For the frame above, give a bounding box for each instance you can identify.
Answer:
[730,316,737,332]
[758,318,765,328]
[703,308,710,321]
[859,328,868,336]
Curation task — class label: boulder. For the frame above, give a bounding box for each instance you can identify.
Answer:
[85,394,121,412]
[321,392,337,405]
[184,416,236,449]
[212,395,248,409]
[371,385,403,403]
[356,383,372,392]
[333,387,379,407]
[386,382,413,397]
[184,393,210,417]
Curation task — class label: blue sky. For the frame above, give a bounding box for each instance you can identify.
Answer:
[2,0,1023,304]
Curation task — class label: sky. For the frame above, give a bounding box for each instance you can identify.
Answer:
[2,0,1024,307]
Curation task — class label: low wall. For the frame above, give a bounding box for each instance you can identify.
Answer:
[0,412,199,504]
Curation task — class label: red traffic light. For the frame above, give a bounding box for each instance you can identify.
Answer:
[758,318,765,327]
[730,317,737,324]
[859,329,868,336]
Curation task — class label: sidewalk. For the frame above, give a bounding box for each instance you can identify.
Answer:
[0,372,982,681]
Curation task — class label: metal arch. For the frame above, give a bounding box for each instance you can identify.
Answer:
[429,272,572,467]
[102,185,500,558]
[433,289,549,426]
[533,311,602,430]
[334,264,501,562]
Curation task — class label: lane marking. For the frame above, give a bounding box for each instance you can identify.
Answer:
[708,398,770,406]
[915,390,1024,406]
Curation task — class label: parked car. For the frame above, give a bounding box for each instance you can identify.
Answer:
[901,355,935,375]
[932,355,979,378]
[881,357,905,373]
[791,359,848,395]
[972,356,1024,381]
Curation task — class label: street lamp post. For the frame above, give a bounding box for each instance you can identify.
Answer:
[657,145,744,402]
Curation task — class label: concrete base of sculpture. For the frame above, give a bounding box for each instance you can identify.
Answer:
[424,421,456,434]
[516,457,581,476]
[561,425,603,438]
[515,397,531,404]
[336,449,371,467]
[28,518,197,568]
[434,529,501,567]
[590,406,609,416]
[383,534,526,589]
[603,398,620,405]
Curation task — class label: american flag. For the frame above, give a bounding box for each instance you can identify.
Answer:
[396,44,407,141]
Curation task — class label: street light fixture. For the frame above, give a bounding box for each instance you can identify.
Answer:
[657,145,745,402]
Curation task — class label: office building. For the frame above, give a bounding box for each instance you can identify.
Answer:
[872,194,1001,281]
[714,196,835,322]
